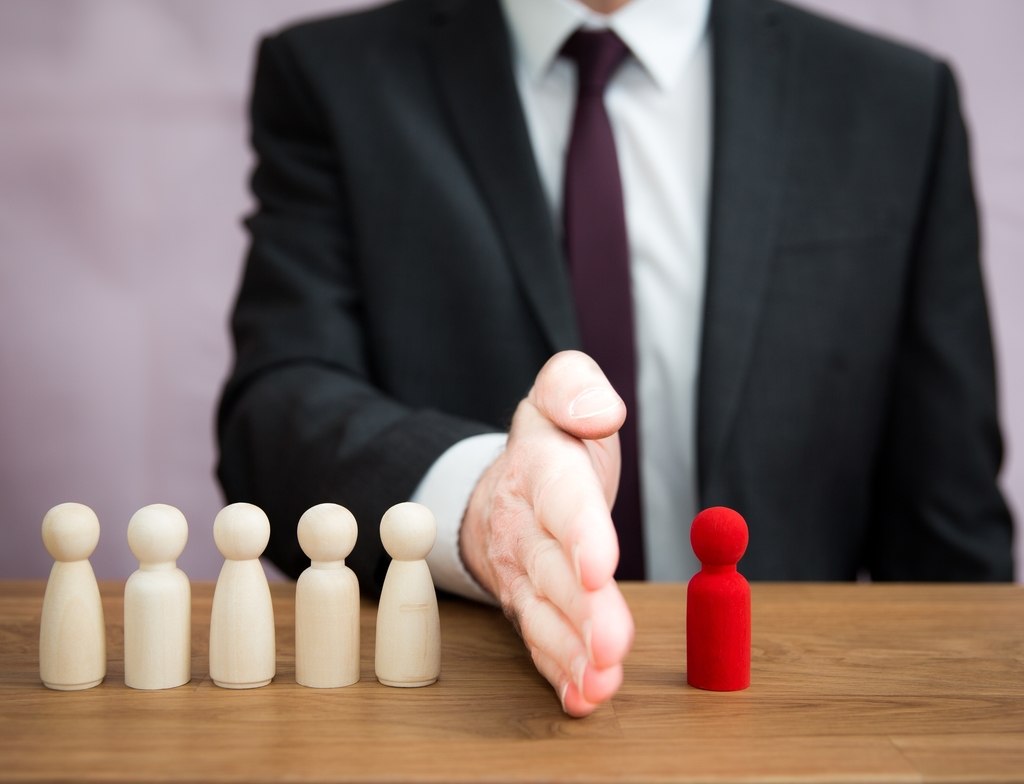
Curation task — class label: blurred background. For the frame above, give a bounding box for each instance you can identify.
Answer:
[1,0,1021,582]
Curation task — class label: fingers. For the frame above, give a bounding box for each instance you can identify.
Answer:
[512,351,627,588]
[506,523,633,710]
[529,647,598,717]
[499,396,620,590]
[530,439,620,591]
[518,599,625,715]
[523,531,634,669]
[529,647,623,718]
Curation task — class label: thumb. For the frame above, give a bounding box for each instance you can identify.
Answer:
[528,350,627,441]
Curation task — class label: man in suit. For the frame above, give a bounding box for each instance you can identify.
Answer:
[218,0,1014,715]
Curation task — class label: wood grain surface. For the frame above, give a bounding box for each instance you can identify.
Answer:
[0,580,1021,783]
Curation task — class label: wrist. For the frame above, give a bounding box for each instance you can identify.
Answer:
[460,457,501,598]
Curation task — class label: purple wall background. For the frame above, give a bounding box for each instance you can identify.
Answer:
[1,1,1021,582]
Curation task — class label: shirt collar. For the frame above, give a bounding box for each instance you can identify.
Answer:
[499,0,711,90]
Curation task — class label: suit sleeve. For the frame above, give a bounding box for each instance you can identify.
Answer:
[868,63,1014,580]
[217,36,493,590]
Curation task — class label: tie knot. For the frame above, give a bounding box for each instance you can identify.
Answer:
[561,29,629,95]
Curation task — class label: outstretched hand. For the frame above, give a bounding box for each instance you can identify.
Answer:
[460,351,635,716]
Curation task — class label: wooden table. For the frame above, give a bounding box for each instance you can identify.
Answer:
[1,581,1022,783]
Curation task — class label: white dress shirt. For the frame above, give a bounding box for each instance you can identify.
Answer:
[417,0,712,597]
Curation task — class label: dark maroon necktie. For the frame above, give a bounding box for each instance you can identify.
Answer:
[561,29,645,580]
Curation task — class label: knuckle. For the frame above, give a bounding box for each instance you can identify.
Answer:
[523,537,560,598]
[500,573,535,639]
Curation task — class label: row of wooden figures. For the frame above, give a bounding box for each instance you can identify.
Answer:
[39,500,439,691]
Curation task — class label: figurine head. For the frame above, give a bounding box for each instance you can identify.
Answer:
[297,503,358,563]
[691,506,749,566]
[380,502,436,561]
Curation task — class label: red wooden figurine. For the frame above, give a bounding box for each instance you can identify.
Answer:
[686,506,750,691]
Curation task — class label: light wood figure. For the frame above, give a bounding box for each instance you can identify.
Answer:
[124,504,191,690]
[375,502,440,687]
[209,503,275,689]
[39,502,106,690]
[295,503,360,688]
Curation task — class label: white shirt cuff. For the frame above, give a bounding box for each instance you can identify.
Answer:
[414,432,507,605]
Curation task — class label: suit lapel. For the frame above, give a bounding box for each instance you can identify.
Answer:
[697,0,795,495]
[424,0,578,354]
[423,0,794,491]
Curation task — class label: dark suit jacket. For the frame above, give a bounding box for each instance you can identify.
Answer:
[217,0,1014,589]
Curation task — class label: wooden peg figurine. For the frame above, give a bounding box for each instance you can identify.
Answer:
[295,503,360,688]
[375,502,440,687]
[686,506,751,691]
[124,504,191,690]
[209,503,275,689]
[39,502,106,690]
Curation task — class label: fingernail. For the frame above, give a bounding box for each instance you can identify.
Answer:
[569,387,619,419]
[572,656,587,697]
[572,542,582,584]
[559,681,569,713]
[583,619,594,663]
